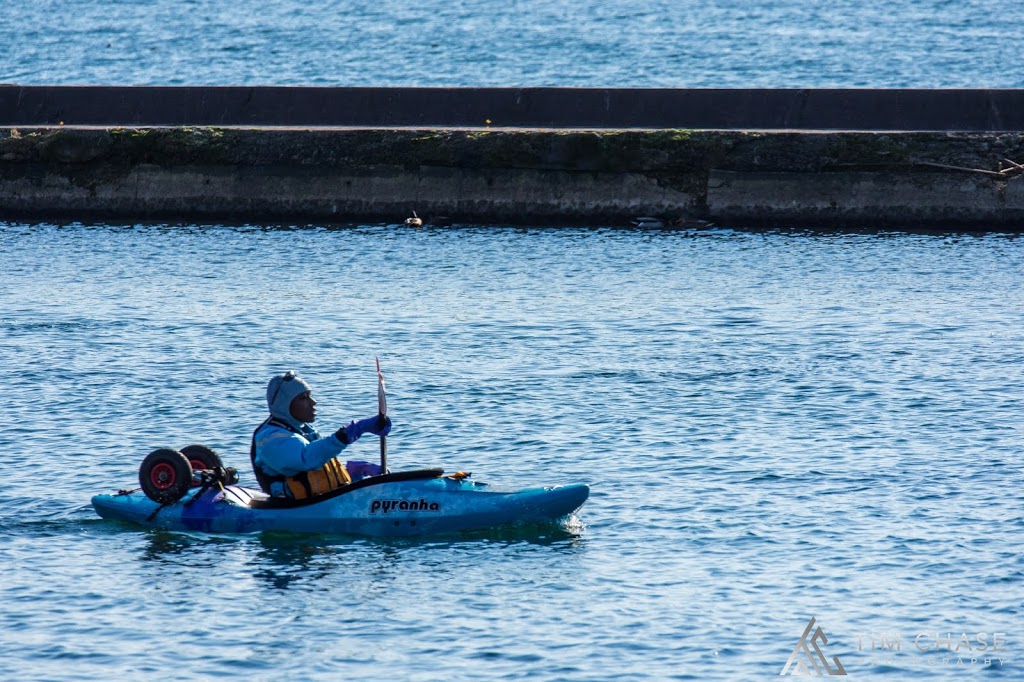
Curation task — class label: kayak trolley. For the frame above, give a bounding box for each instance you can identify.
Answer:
[138,445,237,504]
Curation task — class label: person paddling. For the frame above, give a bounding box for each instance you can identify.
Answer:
[251,371,391,499]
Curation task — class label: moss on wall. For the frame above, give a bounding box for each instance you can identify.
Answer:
[4,126,1022,175]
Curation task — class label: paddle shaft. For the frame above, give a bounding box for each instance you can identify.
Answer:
[376,357,388,473]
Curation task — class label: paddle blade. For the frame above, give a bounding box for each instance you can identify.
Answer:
[376,356,387,416]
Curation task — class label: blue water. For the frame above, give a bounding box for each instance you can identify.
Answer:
[2,0,1024,87]
[0,222,1021,680]
[1,2,1023,679]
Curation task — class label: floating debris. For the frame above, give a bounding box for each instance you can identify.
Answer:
[631,216,664,228]
[674,217,715,229]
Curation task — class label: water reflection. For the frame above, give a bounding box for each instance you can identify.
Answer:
[247,522,588,591]
[133,518,587,592]
[139,531,236,565]
[251,534,353,590]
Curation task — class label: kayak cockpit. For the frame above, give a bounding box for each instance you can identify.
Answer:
[248,467,446,509]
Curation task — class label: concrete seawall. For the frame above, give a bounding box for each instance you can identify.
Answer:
[2,87,1024,228]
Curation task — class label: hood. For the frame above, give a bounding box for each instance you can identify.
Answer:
[266,371,314,427]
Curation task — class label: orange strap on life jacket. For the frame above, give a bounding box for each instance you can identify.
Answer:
[283,457,352,499]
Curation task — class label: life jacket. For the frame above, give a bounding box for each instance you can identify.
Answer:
[251,417,351,499]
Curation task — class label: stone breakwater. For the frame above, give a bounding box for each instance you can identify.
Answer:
[1,87,1023,228]
[2,126,1023,228]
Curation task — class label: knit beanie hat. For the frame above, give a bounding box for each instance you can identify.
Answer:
[266,371,314,423]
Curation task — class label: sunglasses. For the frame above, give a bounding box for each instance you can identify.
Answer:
[269,371,298,406]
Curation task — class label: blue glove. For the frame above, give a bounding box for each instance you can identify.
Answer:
[335,415,391,444]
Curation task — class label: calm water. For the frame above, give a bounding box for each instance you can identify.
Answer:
[0,222,1021,680]
[2,0,1024,88]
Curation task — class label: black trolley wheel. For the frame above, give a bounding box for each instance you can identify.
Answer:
[179,444,223,472]
[139,448,193,504]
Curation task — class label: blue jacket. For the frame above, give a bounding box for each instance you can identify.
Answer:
[252,418,348,496]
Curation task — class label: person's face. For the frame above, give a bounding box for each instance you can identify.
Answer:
[290,391,317,423]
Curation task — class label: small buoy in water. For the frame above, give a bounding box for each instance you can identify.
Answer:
[405,211,423,228]
[674,217,715,229]
[631,216,664,228]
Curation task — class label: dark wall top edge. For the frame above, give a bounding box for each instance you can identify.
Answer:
[3,85,1024,131]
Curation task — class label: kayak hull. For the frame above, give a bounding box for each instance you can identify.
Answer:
[92,474,589,537]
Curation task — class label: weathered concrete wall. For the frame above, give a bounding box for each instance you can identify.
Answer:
[2,126,1024,227]
[707,170,1024,227]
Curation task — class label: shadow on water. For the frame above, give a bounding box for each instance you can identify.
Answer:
[130,516,587,590]
[139,530,238,563]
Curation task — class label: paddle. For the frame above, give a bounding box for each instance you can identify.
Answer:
[376,356,388,474]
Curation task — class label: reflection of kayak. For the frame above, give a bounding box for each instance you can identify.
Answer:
[91,468,590,537]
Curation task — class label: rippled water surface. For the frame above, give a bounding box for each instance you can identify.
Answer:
[3,0,1024,87]
[0,222,1021,680]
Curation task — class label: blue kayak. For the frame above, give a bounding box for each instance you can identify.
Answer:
[91,468,590,537]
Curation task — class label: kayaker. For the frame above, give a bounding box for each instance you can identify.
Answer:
[251,371,391,499]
